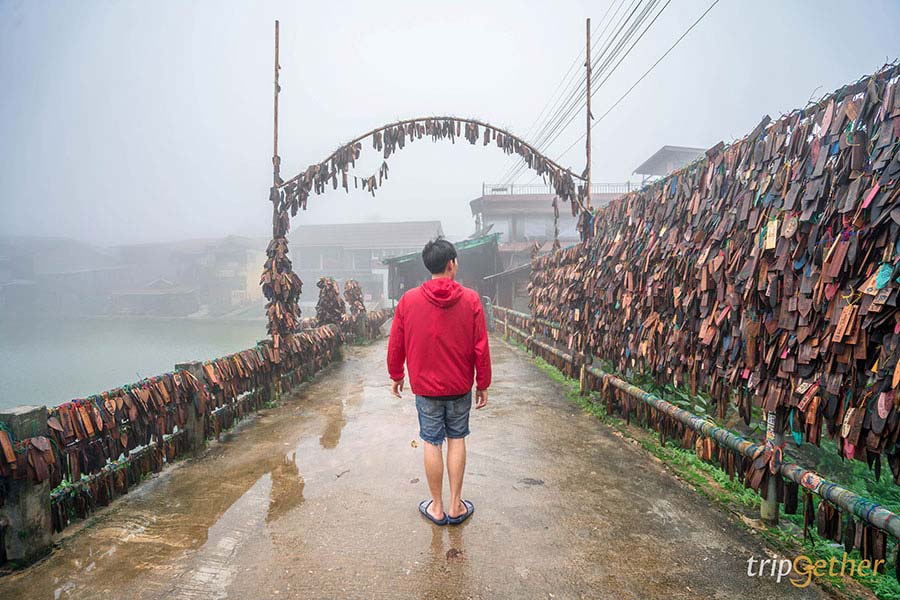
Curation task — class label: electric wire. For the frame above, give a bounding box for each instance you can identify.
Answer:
[495,50,585,183]
[538,0,668,157]
[506,0,660,184]
[550,0,721,168]
[495,0,623,184]
[503,0,650,184]
[526,0,647,154]
[516,0,671,184]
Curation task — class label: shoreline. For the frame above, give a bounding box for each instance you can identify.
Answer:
[0,314,269,325]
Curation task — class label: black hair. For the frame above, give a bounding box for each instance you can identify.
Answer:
[422,237,458,274]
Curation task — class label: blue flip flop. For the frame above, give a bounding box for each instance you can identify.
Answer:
[447,500,474,525]
[419,499,448,526]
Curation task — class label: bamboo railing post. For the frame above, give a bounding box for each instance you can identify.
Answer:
[760,407,783,525]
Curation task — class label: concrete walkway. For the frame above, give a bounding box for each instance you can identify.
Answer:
[0,336,828,599]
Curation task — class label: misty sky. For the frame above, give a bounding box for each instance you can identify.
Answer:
[2,0,899,244]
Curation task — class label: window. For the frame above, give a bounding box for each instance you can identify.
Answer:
[487,218,510,241]
[352,250,373,270]
[321,247,342,270]
[524,216,548,238]
[559,215,578,240]
[297,250,321,269]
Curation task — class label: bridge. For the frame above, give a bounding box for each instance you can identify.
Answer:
[1,20,899,600]
[0,332,820,599]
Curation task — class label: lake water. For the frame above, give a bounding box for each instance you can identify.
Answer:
[0,317,268,410]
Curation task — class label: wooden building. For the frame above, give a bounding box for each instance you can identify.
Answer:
[483,262,531,313]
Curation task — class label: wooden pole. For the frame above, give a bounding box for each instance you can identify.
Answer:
[273,19,281,186]
[585,17,592,211]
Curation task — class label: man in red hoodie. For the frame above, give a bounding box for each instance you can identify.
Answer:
[387,238,491,526]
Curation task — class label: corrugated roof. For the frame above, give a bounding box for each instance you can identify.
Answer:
[291,221,443,249]
[483,262,531,281]
[633,145,706,176]
[470,193,621,215]
[382,233,500,266]
[469,194,555,215]
[499,240,557,254]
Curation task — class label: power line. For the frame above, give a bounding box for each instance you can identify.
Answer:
[527,0,646,153]
[537,0,668,157]
[496,0,624,183]
[551,0,721,166]
[495,45,586,183]
[501,0,639,184]
[513,0,659,186]
[539,0,663,155]
[504,0,652,184]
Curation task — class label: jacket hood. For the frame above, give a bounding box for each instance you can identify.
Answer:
[420,278,464,308]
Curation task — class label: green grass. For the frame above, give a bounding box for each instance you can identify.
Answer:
[514,340,900,599]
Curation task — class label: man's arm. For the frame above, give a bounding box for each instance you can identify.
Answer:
[386,300,406,397]
[473,297,491,408]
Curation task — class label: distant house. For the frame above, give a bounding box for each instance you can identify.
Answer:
[110,278,200,317]
[383,233,501,301]
[114,238,215,285]
[182,236,267,311]
[483,262,531,314]
[0,235,270,318]
[0,236,130,316]
[469,182,630,269]
[290,221,444,305]
[116,235,267,315]
[633,145,706,183]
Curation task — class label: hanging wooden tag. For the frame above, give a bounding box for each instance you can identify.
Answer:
[765,217,779,250]
[832,304,855,342]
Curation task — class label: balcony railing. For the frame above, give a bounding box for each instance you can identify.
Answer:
[481,182,633,196]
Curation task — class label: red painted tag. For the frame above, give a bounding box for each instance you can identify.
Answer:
[861,183,881,209]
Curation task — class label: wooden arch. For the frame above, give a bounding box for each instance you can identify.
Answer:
[261,116,589,349]
[275,116,585,215]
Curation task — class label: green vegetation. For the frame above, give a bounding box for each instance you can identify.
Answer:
[594,359,900,513]
[518,344,900,599]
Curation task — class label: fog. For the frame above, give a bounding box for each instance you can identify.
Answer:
[2,0,899,244]
[2,3,900,585]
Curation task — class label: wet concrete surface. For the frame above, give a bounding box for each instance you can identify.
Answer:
[0,336,830,599]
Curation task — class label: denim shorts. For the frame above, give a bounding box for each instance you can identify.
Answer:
[415,392,472,446]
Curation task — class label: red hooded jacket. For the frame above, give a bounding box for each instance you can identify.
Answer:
[387,278,491,396]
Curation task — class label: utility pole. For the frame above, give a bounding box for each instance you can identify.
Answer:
[273,20,281,187]
[585,17,592,212]
[579,17,594,387]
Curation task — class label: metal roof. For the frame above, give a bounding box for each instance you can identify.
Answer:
[469,193,621,215]
[483,262,531,281]
[291,221,443,249]
[381,233,500,266]
[633,145,706,176]
[499,240,557,254]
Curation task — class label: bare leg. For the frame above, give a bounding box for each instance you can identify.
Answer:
[446,438,467,518]
[423,441,445,519]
